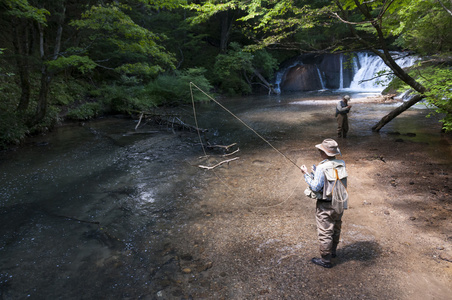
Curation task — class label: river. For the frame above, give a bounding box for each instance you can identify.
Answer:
[0,91,450,299]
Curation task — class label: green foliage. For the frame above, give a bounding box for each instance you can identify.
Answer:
[66,103,102,120]
[87,68,211,114]
[213,42,253,95]
[420,66,452,131]
[252,49,278,79]
[90,84,155,113]
[391,0,452,55]
[2,0,49,24]
[0,109,28,148]
[47,55,97,74]
[28,105,61,134]
[386,63,452,131]
[49,78,90,106]
[0,62,26,147]
[114,63,163,78]
[70,3,176,79]
[139,0,186,10]
[145,68,213,105]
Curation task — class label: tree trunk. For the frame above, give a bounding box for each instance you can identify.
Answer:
[33,3,65,124]
[372,94,425,132]
[436,0,452,16]
[336,0,429,131]
[12,21,31,112]
[219,11,232,52]
[252,68,276,94]
[34,68,52,124]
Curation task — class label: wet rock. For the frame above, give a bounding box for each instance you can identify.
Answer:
[409,217,416,221]
[182,268,192,274]
[281,64,323,91]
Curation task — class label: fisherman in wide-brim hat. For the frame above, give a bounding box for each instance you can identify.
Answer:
[300,138,348,268]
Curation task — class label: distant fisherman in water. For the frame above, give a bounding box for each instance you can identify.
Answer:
[336,95,352,138]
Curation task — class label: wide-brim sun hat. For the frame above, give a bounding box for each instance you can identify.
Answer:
[315,138,341,157]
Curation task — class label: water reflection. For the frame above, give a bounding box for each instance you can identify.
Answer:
[0,93,450,298]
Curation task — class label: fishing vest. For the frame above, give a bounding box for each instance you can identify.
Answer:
[335,100,350,117]
[320,159,348,201]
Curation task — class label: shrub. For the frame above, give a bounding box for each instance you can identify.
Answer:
[145,68,213,105]
[0,110,28,148]
[66,102,102,120]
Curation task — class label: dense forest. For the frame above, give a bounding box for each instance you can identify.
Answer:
[1,0,451,148]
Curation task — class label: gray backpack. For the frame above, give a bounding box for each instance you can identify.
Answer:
[322,160,349,214]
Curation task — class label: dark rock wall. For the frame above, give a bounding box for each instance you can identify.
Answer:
[280,64,322,92]
[278,53,358,92]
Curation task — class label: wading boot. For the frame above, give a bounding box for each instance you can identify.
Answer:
[311,256,333,268]
[332,244,338,258]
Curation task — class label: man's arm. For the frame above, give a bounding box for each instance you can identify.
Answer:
[336,101,350,113]
[303,167,325,192]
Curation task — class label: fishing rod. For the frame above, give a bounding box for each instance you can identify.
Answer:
[189,82,300,169]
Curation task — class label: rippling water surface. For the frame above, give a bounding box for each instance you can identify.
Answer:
[0,92,449,298]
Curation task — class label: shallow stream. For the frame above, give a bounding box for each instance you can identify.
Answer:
[0,91,450,299]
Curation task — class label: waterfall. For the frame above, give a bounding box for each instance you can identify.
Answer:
[339,54,344,89]
[316,66,325,90]
[348,52,417,92]
[272,51,417,94]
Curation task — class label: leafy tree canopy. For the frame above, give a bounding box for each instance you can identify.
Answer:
[70,2,177,79]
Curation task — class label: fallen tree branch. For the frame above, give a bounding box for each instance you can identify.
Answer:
[133,111,208,133]
[135,113,144,130]
[372,94,425,131]
[198,157,239,170]
[163,116,208,133]
[206,143,237,151]
[223,148,240,157]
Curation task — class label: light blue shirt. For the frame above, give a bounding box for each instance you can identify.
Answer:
[303,159,328,192]
[304,158,347,193]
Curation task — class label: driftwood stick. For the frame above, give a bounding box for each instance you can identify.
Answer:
[198,157,239,170]
[223,148,240,157]
[135,112,144,130]
[206,143,237,151]
[161,116,208,132]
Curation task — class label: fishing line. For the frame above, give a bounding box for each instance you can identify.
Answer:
[190,82,299,168]
[189,82,304,208]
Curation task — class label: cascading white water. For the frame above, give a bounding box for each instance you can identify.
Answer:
[273,51,417,94]
[347,52,417,92]
[316,66,326,90]
[339,54,344,89]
